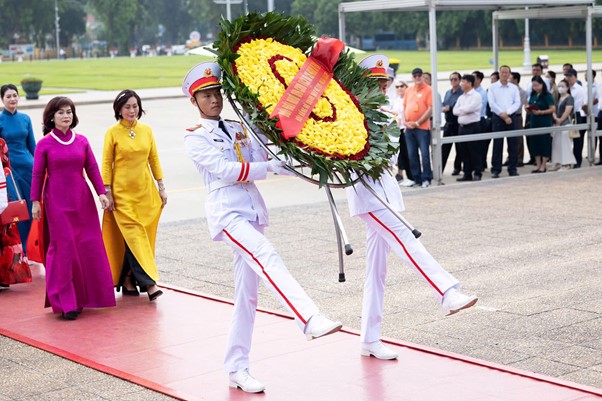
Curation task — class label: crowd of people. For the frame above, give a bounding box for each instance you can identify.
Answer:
[0,85,167,319]
[383,62,602,187]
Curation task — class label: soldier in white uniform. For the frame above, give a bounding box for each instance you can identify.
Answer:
[347,55,478,361]
[182,62,342,393]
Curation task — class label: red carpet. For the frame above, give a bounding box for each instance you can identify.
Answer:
[1,265,601,401]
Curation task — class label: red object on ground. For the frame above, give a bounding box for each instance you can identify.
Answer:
[1,265,601,401]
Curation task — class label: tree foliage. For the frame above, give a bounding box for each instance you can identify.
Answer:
[2,0,602,54]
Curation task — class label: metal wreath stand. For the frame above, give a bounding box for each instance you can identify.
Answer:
[227,94,422,282]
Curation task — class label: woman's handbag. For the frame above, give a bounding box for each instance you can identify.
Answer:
[568,117,581,139]
[26,202,46,264]
[0,168,30,225]
[0,224,32,285]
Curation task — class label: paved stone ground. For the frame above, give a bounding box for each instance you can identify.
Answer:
[1,166,601,400]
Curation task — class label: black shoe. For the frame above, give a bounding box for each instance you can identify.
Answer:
[492,172,500,179]
[526,159,536,165]
[395,174,403,183]
[502,161,509,166]
[118,275,140,296]
[473,175,482,181]
[517,162,525,167]
[451,169,461,176]
[122,287,140,296]
[509,172,520,177]
[148,289,163,301]
[62,310,79,320]
[594,161,602,166]
[456,176,473,182]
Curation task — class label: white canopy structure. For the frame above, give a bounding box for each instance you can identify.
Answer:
[339,0,600,180]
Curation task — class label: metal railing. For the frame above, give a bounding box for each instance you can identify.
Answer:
[431,120,598,182]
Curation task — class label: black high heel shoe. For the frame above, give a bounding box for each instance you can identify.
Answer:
[148,289,163,301]
[117,275,140,296]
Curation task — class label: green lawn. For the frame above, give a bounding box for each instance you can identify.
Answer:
[379,50,602,73]
[0,56,214,91]
[1,50,600,91]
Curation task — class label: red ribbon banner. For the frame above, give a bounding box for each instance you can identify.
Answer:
[269,37,345,139]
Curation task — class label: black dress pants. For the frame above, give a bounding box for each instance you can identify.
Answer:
[118,242,155,291]
[459,121,483,177]
[441,122,463,173]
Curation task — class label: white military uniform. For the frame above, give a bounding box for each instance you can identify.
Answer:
[184,117,319,373]
[350,54,459,345]
[346,171,459,343]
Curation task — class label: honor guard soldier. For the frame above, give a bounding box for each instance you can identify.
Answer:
[182,62,342,393]
[346,55,478,361]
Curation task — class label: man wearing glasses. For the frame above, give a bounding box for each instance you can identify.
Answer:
[404,68,433,188]
[487,65,521,178]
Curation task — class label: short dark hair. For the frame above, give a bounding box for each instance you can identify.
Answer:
[563,63,574,69]
[472,71,484,81]
[461,74,475,86]
[592,70,597,78]
[547,70,556,80]
[43,97,79,135]
[532,63,544,71]
[499,65,511,73]
[113,89,145,121]
[490,71,500,79]
[450,71,461,80]
[511,72,521,84]
[1,84,19,98]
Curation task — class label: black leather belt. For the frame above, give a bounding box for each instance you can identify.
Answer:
[459,121,480,128]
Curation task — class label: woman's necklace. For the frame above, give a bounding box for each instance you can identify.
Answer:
[122,119,137,139]
[50,129,75,145]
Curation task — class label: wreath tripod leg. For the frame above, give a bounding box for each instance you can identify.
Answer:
[325,187,352,282]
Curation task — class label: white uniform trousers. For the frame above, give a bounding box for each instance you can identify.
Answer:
[217,217,320,372]
[359,209,459,343]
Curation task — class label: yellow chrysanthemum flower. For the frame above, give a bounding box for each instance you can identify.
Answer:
[235,38,368,157]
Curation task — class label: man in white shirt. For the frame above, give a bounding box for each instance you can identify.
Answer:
[487,65,522,178]
[525,63,551,95]
[565,68,587,167]
[472,71,489,173]
[454,75,484,181]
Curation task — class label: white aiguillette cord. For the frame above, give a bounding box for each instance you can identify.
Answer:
[49,130,75,145]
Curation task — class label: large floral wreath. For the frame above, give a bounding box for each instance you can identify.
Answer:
[214,12,399,185]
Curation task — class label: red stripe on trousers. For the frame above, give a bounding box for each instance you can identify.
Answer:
[368,212,444,296]
[223,229,307,324]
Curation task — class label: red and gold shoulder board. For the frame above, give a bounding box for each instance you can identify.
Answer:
[186,123,204,132]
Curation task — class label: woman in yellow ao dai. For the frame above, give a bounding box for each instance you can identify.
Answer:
[101,90,167,301]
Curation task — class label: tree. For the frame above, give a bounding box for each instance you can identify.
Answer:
[58,0,87,47]
[86,0,137,50]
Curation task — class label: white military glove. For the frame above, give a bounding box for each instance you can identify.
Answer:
[267,159,295,176]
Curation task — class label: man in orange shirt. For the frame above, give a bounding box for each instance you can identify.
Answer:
[404,68,433,188]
